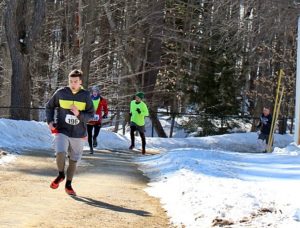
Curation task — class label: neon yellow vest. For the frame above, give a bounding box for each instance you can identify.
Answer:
[92,98,100,110]
[130,100,149,126]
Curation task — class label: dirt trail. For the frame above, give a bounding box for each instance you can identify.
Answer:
[0,149,171,228]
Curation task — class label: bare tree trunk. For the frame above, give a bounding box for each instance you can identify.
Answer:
[169,97,178,138]
[114,109,120,133]
[149,106,167,138]
[4,0,45,120]
[0,16,12,118]
[144,0,167,138]
[80,0,97,88]
[169,115,176,138]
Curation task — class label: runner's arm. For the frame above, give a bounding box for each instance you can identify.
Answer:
[102,99,109,117]
[77,95,95,123]
[141,103,149,117]
[45,91,59,124]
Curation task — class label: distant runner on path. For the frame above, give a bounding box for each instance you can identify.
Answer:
[256,106,272,152]
[87,86,109,154]
[46,69,94,196]
[129,92,149,155]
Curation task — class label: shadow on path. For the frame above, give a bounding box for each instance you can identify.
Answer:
[72,196,152,217]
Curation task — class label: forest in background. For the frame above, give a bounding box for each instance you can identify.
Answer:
[0,0,299,137]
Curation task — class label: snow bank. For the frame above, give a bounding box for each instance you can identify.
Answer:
[137,146,300,227]
[0,119,53,151]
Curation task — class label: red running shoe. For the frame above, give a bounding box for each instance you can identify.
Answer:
[65,186,76,196]
[50,176,65,189]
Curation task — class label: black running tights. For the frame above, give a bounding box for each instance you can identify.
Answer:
[130,125,146,150]
[87,124,101,148]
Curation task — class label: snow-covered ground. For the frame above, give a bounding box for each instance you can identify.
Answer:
[1,118,300,227]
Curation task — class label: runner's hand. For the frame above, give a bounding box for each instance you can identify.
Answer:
[70,105,80,117]
[48,122,55,131]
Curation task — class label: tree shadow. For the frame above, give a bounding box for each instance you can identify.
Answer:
[71,196,152,217]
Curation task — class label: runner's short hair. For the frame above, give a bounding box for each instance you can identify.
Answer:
[69,69,83,79]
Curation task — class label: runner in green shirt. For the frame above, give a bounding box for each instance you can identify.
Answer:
[129,92,149,154]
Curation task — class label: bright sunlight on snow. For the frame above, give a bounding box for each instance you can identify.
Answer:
[1,118,299,227]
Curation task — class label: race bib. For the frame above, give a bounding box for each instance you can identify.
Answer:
[91,114,100,122]
[65,114,80,125]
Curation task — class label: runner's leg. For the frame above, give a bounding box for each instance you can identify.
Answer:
[93,125,101,147]
[130,125,136,149]
[87,124,93,151]
[140,131,146,154]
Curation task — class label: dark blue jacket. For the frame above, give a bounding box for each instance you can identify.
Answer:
[257,113,272,135]
[46,87,94,138]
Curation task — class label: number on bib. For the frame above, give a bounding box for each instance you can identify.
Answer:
[65,114,80,125]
